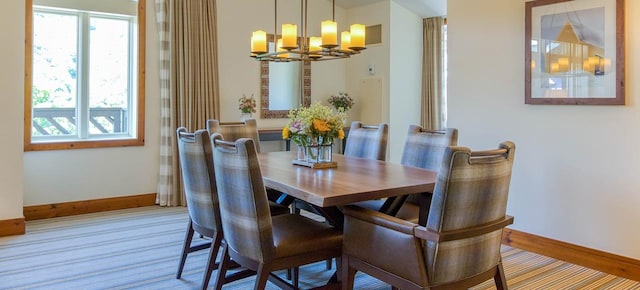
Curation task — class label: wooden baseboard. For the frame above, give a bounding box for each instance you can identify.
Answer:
[23,193,157,221]
[0,217,26,237]
[502,228,640,281]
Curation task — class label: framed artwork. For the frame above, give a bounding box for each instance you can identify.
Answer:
[525,0,625,105]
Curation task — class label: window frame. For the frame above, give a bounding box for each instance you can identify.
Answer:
[24,0,146,151]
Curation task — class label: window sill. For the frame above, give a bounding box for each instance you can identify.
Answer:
[24,138,144,152]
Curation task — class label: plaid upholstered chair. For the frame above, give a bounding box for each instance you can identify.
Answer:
[341,141,516,290]
[211,135,343,290]
[343,121,389,160]
[206,119,262,152]
[355,126,457,224]
[207,118,293,205]
[175,128,288,290]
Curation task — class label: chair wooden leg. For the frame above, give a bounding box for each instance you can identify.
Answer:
[292,267,299,288]
[176,220,195,279]
[213,244,231,290]
[494,261,508,290]
[342,255,356,290]
[335,256,342,282]
[254,263,270,290]
[201,232,223,290]
[285,267,300,287]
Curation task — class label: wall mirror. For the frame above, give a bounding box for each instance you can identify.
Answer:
[260,35,311,119]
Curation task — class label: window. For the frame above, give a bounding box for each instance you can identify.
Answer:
[24,0,145,151]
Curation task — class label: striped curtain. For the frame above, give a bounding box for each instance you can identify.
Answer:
[421,16,445,131]
[155,0,221,206]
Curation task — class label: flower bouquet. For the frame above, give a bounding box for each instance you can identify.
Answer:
[282,103,346,167]
[238,94,257,114]
[328,92,354,112]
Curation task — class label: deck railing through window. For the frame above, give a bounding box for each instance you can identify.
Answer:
[32,107,128,136]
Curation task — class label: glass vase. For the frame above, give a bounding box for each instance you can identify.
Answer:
[296,144,307,161]
[306,136,332,163]
[319,143,332,163]
[307,144,320,163]
[240,112,252,121]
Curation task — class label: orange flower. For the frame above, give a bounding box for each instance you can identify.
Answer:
[312,119,330,132]
[338,129,345,139]
[281,127,290,139]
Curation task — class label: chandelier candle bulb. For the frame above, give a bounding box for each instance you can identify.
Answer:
[282,24,298,49]
[251,30,267,54]
[309,37,322,58]
[349,24,365,50]
[321,20,338,48]
[340,31,351,51]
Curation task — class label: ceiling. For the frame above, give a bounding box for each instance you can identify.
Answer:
[334,0,446,18]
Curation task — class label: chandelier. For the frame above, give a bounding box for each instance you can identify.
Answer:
[250,0,366,62]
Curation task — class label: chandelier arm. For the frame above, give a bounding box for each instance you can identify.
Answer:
[303,0,308,51]
[274,0,278,48]
[333,0,335,22]
[300,0,304,51]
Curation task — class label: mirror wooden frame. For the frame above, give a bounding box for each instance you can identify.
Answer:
[524,0,624,105]
[260,35,311,119]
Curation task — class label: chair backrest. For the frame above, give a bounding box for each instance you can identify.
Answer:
[425,141,516,285]
[206,118,261,153]
[176,127,222,237]
[343,121,389,161]
[400,125,458,171]
[211,135,275,263]
[399,126,458,210]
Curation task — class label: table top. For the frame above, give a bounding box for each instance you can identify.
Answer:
[259,151,437,207]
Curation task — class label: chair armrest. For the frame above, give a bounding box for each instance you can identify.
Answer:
[342,205,427,283]
[414,215,514,242]
[343,205,417,235]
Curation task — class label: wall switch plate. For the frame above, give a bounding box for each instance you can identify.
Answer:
[368,64,375,75]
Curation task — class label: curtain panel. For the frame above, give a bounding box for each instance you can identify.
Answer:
[155,0,220,206]
[421,17,445,131]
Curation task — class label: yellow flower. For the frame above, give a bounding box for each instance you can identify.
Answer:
[338,129,345,139]
[282,127,290,139]
[313,119,330,132]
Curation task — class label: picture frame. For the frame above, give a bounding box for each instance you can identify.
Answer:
[525,0,624,105]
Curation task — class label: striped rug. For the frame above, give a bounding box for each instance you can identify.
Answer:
[0,206,638,289]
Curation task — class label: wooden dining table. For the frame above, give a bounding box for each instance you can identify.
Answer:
[258,151,437,289]
[259,151,438,225]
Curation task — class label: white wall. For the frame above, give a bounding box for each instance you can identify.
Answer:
[344,0,391,135]
[448,0,640,259]
[388,1,422,162]
[0,1,25,220]
[22,1,161,206]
